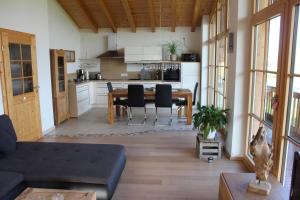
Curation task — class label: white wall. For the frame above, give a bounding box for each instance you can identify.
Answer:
[201,16,209,106]
[0,0,54,132]
[0,0,82,133]
[226,0,252,157]
[48,0,81,73]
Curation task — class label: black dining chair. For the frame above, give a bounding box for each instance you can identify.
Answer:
[175,82,198,114]
[107,82,128,107]
[107,82,127,118]
[127,84,147,125]
[155,84,173,126]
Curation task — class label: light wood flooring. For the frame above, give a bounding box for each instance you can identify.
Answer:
[41,132,247,200]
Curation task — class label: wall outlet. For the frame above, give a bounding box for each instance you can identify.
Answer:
[121,73,128,77]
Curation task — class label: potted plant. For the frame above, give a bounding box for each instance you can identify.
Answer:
[193,103,229,139]
[167,41,178,61]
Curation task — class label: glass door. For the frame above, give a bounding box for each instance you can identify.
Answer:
[282,3,300,192]
[247,16,281,156]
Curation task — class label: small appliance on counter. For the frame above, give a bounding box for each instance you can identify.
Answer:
[76,69,86,81]
[181,53,199,62]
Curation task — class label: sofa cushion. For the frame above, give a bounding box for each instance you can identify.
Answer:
[0,142,126,199]
[0,115,17,156]
[0,171,24,199]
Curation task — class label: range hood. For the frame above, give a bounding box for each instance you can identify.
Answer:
[97,50,124,59]
[97,34,124,59]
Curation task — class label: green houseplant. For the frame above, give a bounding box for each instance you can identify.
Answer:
[193,103,229,139]
[167,41,178,61]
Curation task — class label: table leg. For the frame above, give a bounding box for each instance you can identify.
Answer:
[186,94,192,125]
[108,93,114,124]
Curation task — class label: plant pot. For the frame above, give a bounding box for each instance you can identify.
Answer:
[170,54,177,61]
[207,130,217,139]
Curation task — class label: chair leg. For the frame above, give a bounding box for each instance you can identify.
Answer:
[169,107,173,126]
[144,107,147,121]
[154,107,158,125]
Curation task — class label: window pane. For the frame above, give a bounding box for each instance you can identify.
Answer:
[267,16,281,72]
[21,44,31,60]
[293,6,300,75]
[209,43,215,65]
[254,22,267,70]
[249,117,261,148]
[10,62,22,78]
[264,73,277,125]
[208,67,215,88]
[12,79,23,96]
[287,77,300,141]
[217,39,225,66]
[24,78,33,93]
[251,72,264,117]
[9,43,21,60]
[256,0,278,12]
[23,62,32,77]
[216,67,224,94]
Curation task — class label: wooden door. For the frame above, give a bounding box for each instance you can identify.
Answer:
[50,49,69,125]
[0,29,42,141]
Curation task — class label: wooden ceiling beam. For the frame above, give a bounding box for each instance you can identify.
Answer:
[171,0,176,32]
[76,0,98,33]
[147,0,155,32]
[191,0,201,32]
[120,0,136,33]
[98,0,117,33]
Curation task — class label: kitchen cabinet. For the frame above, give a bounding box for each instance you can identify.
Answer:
[125,46,162,63]
[68,83,91,117]
[50,49,69,125]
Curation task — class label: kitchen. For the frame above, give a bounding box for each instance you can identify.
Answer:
[49,25,202,127]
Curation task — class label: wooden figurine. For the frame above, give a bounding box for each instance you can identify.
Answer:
[248,126,273,195]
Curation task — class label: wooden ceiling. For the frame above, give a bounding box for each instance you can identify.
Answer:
[57,0,215,33]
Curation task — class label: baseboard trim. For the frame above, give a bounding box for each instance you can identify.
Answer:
[222,147,244,161]
[42,126,55,136]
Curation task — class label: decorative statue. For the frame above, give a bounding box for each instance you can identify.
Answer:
[248,126,273,195]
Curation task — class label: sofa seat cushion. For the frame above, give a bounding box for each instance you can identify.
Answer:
[0,142,126,199]
[0,171,24,199]
[0,115,17,156]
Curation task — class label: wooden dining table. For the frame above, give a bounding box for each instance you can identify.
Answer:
[107,88,193,125]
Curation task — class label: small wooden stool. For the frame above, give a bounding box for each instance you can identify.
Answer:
[196,134,222,160]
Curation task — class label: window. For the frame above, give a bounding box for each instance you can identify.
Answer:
[207,0,228,109]
[247,16,281,156]
[255,0,279,13]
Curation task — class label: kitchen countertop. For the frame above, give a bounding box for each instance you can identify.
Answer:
[69,79,181,85]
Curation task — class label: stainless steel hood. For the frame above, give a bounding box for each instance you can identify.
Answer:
[97,50,124,59]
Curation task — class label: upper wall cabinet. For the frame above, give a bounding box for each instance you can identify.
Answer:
[125,46,162,63]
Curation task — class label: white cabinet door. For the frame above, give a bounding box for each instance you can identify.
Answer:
[143,47,162,61]
[76,83,91,115]
[125,47,143,63]
[92,83,108,107]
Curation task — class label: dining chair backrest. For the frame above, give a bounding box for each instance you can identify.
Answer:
[193,82,199,105]
[107,82,113,92]
[155,84,172,108]
[128,85,145,107]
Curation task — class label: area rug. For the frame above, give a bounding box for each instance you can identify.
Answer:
[46,108,196,138]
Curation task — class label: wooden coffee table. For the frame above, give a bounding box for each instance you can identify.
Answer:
[16,188,96,200]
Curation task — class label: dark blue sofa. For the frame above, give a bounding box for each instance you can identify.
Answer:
[0,115,126,200]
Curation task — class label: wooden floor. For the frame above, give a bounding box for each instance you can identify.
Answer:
[41,132,247,200]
